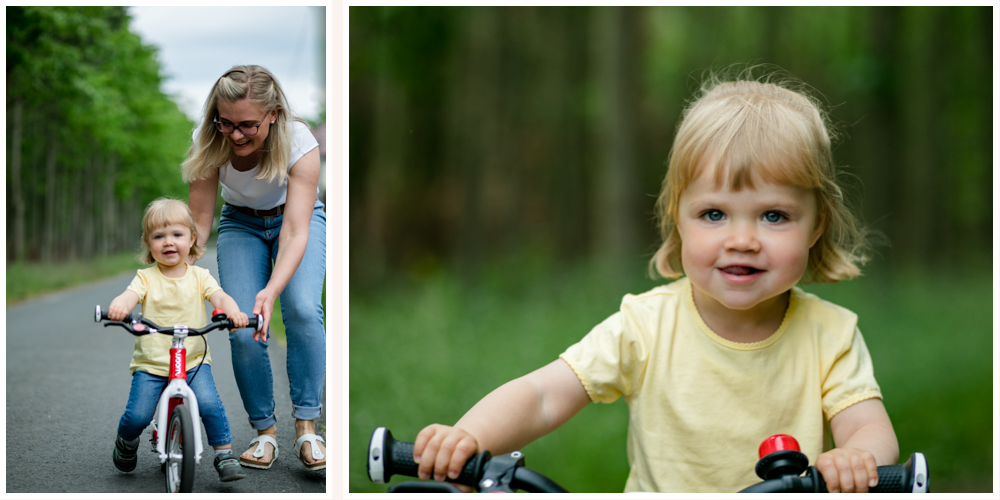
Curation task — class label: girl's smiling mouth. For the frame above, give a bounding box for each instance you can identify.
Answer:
[719,265,764,284]
[720,265,762,276]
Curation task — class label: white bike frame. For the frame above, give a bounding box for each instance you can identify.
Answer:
[150,326,204,465]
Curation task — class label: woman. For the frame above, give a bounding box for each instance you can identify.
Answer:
[183,65,326,471]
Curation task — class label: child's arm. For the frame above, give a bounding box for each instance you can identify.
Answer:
[208,290,249,333]
[108,290,140,321]
[815,398,899,493]
[413,359,590,483]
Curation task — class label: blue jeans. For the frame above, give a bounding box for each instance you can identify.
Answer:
[117,366,233,447]
[216,201,326,430]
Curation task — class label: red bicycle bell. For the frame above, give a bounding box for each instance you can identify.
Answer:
[755,434,809,480]
[211,308,227,322]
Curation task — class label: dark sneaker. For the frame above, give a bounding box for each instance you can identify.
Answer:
[113,436,139,472]
[214,452,246,482]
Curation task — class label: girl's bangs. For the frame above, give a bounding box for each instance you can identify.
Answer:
[144,201,195,236]
[698,105,824,192]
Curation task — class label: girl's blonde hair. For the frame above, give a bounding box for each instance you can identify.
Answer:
[181,64,306,185]
[650,69,869,284]
[139,198,203,265]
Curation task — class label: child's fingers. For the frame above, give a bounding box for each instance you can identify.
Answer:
[414,425,445,481]
[432,433,462,482]
[851,453,878,493]
[413,425,437,461]
[815,454,842,493]
[446,435,478,480]
[864,454,879,489]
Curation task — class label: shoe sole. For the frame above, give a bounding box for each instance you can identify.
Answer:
[239,457,276,470]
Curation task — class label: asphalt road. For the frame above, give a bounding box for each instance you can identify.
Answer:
[5,250,326,493]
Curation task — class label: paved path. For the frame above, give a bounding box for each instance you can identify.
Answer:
[5,250,326,493]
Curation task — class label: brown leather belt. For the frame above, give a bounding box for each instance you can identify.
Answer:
[226,203,285,218]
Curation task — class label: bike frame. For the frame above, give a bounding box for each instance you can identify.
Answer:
[151,326,204,465]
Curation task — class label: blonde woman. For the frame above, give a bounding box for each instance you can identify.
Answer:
[184,65,326,471]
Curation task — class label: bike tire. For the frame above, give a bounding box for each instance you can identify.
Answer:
[165,404,195,493]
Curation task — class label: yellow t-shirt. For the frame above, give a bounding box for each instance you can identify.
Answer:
[559,277,881,493]
[126,264,222,376]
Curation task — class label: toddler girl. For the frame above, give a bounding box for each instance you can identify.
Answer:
[411,73,898,493]
[107,198,249,482]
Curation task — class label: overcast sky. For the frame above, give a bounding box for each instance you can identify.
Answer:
[128,6,326,124]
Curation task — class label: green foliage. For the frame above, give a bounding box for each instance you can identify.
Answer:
[350,255,992,492]
[7,6,193,262]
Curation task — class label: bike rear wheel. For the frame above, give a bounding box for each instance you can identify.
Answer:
[165,404,195,493]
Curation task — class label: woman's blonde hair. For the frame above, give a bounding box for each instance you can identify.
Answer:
[139,198,204,265]
[650,69,870,284]
[181,64,306,185]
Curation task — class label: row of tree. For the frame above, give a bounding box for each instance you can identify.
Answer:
[7,6,192,263]
[349,6,992,283]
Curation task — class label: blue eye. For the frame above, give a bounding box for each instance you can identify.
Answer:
[763,211,786,223]
[702,210,725,222]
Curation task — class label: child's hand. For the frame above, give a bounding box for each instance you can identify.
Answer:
[108,296,135,321]
[815,447,879,493]
[413,424,480,486]
[226,310,248,333]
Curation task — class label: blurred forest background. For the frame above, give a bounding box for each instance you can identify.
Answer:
[7,6,192,264]
[350,6,994,493]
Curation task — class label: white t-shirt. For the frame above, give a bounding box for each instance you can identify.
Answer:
[194,121,319,210]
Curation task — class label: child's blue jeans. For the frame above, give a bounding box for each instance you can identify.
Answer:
[216,200,326,431]
[117,365,233,447]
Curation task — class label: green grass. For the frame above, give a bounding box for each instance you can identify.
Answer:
[6,252,145,305]
[6,251,328,349]
[350,255,993,493]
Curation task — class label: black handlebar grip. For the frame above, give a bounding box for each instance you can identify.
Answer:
[869,464,908,493]
[810,453,928,493]
[95,305,134,323]
[368,427,485,487]
[871,453,929,493]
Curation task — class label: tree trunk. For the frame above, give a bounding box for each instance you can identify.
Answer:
[591,6,642,271]
[42,136,58,262]
[9,100,26,262]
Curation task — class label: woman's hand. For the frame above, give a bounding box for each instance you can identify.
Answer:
[252,287,279,342]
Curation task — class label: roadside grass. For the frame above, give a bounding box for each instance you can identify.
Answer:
[349,255,993,493]
[6,251,328,349]
[6,252,144,305]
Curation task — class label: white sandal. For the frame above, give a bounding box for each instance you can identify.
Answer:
[239,435,279,470]
[294,434,326,471]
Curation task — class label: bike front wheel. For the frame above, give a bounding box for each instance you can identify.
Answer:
[165,404,195,493]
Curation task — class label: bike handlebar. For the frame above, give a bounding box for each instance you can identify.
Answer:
[738,453,929,493]
[368,427,929,494]
[94,305,263,336]
[368,427,568,493]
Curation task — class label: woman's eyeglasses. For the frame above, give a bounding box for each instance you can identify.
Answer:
[213,111,271,135]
